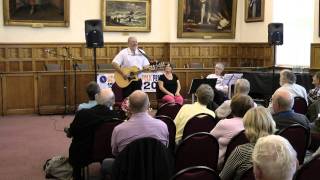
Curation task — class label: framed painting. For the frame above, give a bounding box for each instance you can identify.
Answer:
[3,0,70,27]
[245,0,264,22]
[101,0,151,32]
[177,0,237,39]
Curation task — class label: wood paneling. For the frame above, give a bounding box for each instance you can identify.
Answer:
[311,44,320,69]
[2,74,35,115]
[0,42,274,115]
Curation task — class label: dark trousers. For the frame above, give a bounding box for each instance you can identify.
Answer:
[123,79,142,98]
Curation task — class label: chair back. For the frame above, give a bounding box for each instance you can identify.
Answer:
[112,137,174,180]
[277,124,310,164]
[175,132,219,172]
[239,167,255,180]
[76,63,89,71]
[45,64,60,71]
[91,120,123,162]
[155,115,176,152]
[170,166,220,180]
[293,96,308,115]
[182,113,217,140]
[294,154,320,180]
[224,130,249,164]
[189,63,204,69]
[97,63,113,70]
[156,103,182,120]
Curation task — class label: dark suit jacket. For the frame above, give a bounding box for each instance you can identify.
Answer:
[68,105,125,167]
[273,110,310,131]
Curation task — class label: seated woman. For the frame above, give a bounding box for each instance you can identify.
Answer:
[158,63,183,105]
[219,106,276,180]
[211,94,254,169]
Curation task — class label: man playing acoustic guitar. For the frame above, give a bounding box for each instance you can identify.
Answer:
[112,36,150,98]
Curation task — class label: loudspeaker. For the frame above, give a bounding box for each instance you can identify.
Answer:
[268,23,283,45]
[85,19,104,48]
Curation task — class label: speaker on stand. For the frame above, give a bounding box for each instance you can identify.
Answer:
[268,23,283,94]
[85,19,104,82]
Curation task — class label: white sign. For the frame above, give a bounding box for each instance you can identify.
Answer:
[97,72,163,92]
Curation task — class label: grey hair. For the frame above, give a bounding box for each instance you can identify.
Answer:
[128,90,149,113]
[273,90,294,111]
[234,79,250,95]
[280,69,296,84]
[215,63,225,70]
[95,88,115,107]
[196,84,214,105]
[252,135,297,180]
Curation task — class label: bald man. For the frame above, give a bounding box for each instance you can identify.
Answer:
[111,90,169,156]
[112,37,150,98]
[67,88,124,179]
[272,89,310,131]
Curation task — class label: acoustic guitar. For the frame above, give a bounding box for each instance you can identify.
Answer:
[114,63,165,88]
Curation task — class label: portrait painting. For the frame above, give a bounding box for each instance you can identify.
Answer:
[177,0,237,39]
[245,0,264,22]
[101,0,151,32]
[3,0,70,27]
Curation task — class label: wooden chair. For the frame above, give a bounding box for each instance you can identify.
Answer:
[170,166,220,180]
[277,124,310,164]
[182,113,217,140]
[76,63,89,71]
[175,132,219,172]
[45,64,60,71]
[189,63,204,69]
[294,154,320,180]
[97,63,113,70]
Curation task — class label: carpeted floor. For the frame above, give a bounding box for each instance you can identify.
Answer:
[0,114,73,180]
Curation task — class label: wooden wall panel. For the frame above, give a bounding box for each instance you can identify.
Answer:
[2,74,35,114]
[0,75,2,116]
[311,44,320,69]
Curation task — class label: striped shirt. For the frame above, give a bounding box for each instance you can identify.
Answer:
[308,87,320,103]
[219,143,255,180]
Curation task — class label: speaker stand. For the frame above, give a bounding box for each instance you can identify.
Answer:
[271,44,277,94]
[93,47,97,82]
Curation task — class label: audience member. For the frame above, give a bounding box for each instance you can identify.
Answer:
[111,90,169,156]
[220,106,276,180]
[272,89,310,130]
[78,81,100,111]
[67,88,122,179]
[269,69,308,112]
[158,63,183,105]
[207,62,228,94]
[174,84,216,143]
[308,71,320,104]
[211,94,254,169]
[252,135,298,180]
[215,78,256,119]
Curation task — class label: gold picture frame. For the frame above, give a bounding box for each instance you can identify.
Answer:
[101,0,151,32]
[177,0,237,39]
[3,0,70,27]
[245,0,264,22]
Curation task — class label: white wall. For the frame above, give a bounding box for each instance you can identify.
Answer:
[313,0,320,43]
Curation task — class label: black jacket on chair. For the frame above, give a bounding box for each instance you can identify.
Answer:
[68,105,124,167]
[112,137,174,180]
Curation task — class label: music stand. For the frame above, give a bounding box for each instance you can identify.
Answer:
[189,78,217,103]
[222,73,243,99]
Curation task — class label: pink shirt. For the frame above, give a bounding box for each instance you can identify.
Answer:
[210,117,244,169]
[111,112,169,156]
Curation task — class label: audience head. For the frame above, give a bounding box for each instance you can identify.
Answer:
[243,106,276,143]
[230,94,254,118]
[128,36,138,51]
[86,81,100,100]
[280,69,296,86]
[312,71,320,87]
[214,62,224,76]
[252,135,297,180]
[196,84,214,106]
[272,90,294,113]
[128,90,150,113]
[234,79,250,95]
[164,63,173,74]
[95,88,115,107]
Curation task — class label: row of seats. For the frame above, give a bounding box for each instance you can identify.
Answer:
[44,63,114,71]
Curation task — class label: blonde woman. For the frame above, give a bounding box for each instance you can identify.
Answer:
[220,106,276,180]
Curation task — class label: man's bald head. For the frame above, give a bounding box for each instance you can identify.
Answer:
[272,90,294,113]
[128,90,149,113]
[95,88,115,107]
